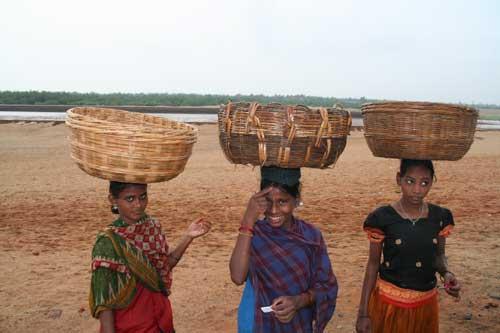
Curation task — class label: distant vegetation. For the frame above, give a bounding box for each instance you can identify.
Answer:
[0,90,498,110]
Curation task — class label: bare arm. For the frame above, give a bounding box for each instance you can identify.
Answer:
[230,187,272,285]
[433,236,448,275]
[434,236,460,297]
[356,241,382,333]
[229,226,254,285]
[99,310,115,333]
[168,218,211,269]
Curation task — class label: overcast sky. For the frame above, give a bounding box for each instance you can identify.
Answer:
[1,0,499,104]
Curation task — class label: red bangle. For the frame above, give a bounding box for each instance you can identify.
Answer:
[239,225,254,234]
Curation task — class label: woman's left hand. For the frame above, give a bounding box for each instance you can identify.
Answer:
[186,218,212,239]
[443,272,460,298]
[271,296,299,323]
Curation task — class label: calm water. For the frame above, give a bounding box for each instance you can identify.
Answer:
[0,111,217,123]
[0,111,497,129]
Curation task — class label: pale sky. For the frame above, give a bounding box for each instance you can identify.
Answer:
[1,0,499,104]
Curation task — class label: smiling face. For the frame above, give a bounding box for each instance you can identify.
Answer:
[397,164,433,206]
[108,184,148,224]
[264,186,297,229]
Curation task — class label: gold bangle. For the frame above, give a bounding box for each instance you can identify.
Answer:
[238,231,253,237]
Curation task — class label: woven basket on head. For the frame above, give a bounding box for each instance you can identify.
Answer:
[218,102,352,169]
[361,101,478,160]
[66,107,198,183]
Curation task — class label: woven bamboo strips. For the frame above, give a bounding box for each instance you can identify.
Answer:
[218,102,351,169]
[361,101,478,160]
[66,107,198,183]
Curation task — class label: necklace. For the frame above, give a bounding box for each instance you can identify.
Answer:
[399,201,424,226]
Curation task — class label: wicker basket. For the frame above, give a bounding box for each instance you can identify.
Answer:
[218,102,352,169]
[66,107,198,183]
[361,101,478,160]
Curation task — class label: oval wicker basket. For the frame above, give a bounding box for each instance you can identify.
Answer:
[66,107,198,183]
[218,102,352,169]
[361,101,478,160]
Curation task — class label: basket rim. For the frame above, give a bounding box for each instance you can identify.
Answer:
[66,106,199,132]
[361,101,478,115]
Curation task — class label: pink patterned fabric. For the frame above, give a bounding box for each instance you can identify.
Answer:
[111,216,172,290]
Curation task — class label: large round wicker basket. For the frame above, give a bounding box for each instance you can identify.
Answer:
[66,107,198,183]
[361,101,478,160]
[218,102,352,169]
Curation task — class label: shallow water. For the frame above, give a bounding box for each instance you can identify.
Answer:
[0,111,217,123]
[0,111,497,129]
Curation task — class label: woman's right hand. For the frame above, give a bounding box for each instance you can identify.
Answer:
[242,187,273,227]
[356,316,372,333]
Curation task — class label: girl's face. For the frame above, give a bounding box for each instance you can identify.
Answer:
[108,184,148,224]
[264,186,297,229]
[397,165,433,206]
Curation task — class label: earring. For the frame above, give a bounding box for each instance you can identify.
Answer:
[111,204,119,214]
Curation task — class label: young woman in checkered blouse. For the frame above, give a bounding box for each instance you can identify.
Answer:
[89,181,211,333]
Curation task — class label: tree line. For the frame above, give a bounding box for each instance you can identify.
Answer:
[0,90,497,109]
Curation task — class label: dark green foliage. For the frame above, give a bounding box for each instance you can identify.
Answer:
[0,91,498,109]
[0,90,376,108]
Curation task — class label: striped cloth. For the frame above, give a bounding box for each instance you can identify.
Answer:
[249,218,338,333]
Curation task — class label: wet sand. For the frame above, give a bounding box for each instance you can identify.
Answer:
[0,123,499,332]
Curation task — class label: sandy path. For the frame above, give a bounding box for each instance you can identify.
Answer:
[0,123,499,332]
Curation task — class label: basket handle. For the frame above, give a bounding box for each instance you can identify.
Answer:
[333,103,345,110]
[315,108,331,147]
[295,104,311,111]
[245,102,259,133]
[320,139,332,168]
[245,102,267,165]
[224,102,233,132]
[224,102,234,160]
[286,106,297,145]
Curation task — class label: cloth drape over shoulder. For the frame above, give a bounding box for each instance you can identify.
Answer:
[249,218,338,333]
[89,215,171,318]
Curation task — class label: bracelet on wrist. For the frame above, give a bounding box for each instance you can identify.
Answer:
[239,225,254,234]
[238,231,253,237]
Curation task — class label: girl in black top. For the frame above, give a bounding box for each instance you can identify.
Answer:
[356,159,461,333]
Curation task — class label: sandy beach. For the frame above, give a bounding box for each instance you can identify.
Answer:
[0,122,499,333]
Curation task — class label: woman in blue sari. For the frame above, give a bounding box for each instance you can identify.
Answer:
[230,166,338,333]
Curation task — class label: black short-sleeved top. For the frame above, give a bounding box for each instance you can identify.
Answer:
[363,203,454,291]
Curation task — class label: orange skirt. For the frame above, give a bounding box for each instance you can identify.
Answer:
[368,279,439,333]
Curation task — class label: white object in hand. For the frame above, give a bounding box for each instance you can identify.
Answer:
[260,306,273,313]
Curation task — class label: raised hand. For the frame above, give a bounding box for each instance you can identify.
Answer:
[185,218,212,239]
[242,187,273,227]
